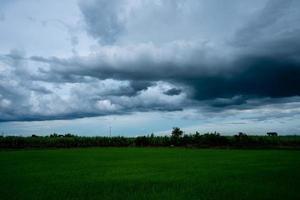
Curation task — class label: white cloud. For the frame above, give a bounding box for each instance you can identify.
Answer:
[96,100,119,112]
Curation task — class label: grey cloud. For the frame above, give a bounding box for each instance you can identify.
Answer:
[1,53,188,122]
[1,0,300,122]
[164,88,182,96]
[187,55,300,101]
[234,0,300,50]
[209,96,246,108]
[30,41,223,81]
[78,0,124,44]
[29,48,300,120]
[31,39,300,101]
[0,0,17,22]
[234,0,294,45]
[0,13,5,21]
[32,0,300,102]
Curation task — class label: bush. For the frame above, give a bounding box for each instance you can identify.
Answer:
[0,131,299,149]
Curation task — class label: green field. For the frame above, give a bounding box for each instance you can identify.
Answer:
[0,148,300,200]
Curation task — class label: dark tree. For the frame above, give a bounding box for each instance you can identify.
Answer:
[267,132,278,136]
[171,127,183,138]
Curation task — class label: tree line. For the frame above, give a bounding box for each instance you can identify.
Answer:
[0,128,299,149]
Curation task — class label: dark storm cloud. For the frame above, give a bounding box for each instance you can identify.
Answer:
[164,88,182,96]
[208,96,246,108]
[1,0,300,122]
[31,43,300,102]
[187,55,300,101]
[128,81,154,94]
[31,0,300,103]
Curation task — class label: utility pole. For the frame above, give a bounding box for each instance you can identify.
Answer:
[109,126,112,137]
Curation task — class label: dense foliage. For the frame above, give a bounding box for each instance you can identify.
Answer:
[1,128,299,149]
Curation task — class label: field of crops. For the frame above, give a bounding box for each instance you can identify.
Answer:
[0,148,299,200]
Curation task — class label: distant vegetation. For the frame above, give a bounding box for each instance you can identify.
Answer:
[1,128,300,149]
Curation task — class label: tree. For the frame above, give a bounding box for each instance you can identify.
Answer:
[171,127,183,138]
[267,132,278,136]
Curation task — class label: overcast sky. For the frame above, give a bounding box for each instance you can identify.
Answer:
[0,0,300,136]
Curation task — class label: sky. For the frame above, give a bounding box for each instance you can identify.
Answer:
[0,0,300,136]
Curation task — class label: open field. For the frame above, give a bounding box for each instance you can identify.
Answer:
[0,148,300,200]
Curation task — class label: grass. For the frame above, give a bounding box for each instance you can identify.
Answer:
[0,148,300,200]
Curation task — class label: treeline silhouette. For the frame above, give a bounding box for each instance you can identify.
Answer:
[0,128,299,149]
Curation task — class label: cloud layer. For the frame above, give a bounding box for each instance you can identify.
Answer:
[0,0,300,123]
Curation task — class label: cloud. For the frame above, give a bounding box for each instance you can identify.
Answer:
[0,13,5,21]
[233,0,299,47]
[31,38,300,100]
[0,52,188,121]
[78,0,125,44]
[0,0,300,123]
[164,88,182,96]
[0,0,17,22]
